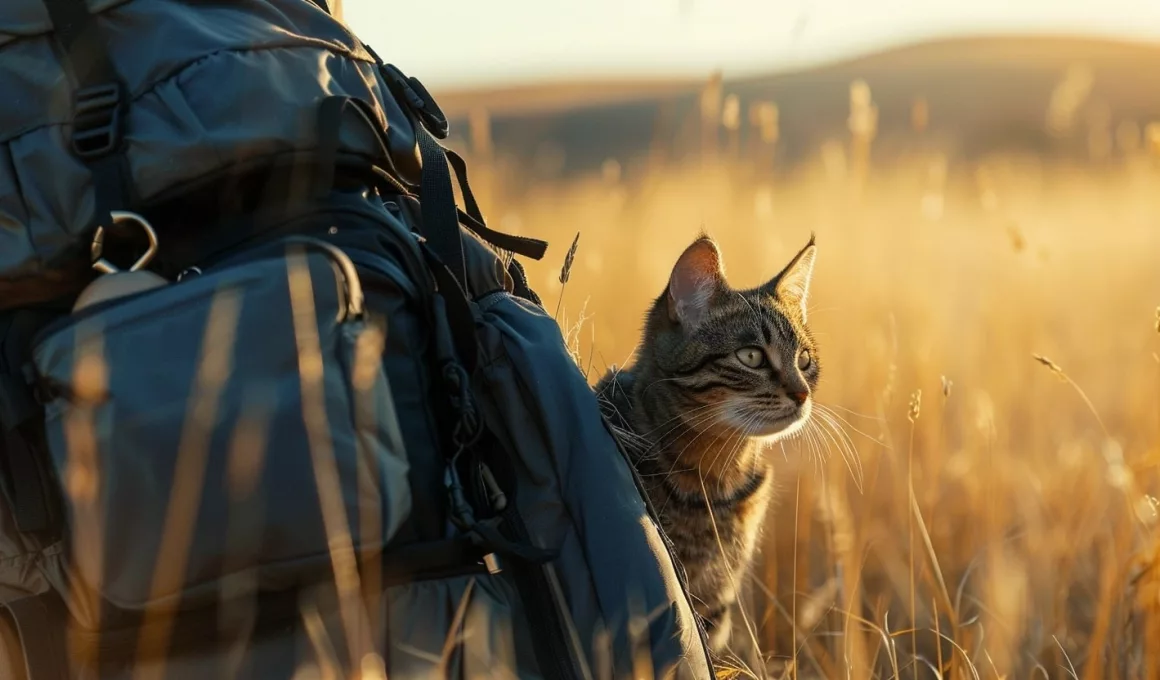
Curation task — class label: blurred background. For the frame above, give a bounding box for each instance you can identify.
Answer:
[346,2,1160,677]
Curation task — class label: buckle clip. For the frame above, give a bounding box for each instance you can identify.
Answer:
[72,82,124,159]
[381,64,450,140]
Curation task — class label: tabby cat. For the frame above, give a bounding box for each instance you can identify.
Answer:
[596,234,819,654]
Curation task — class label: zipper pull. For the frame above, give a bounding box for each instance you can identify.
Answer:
[479,462,508,513]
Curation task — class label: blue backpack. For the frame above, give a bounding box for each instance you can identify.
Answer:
[0,1,715,678]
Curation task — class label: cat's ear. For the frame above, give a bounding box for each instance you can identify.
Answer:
[668,236,725,328]
[766,235,817,320]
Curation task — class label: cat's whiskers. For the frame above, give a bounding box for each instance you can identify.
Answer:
[636,401,745,464]
[614,401,734,462]
[814,402,888,447]
[777,440,792,464]
[606,423,652,456]
[812,406,866,491]
[812,414,860,490]
[712,410,766,497]
[640,400,733,438]
[813,405,869,476]
[649,402,735,446]
[655,404,759,515]
[756,404,817,460]
[824,402,886,423]
[703,411,754,495]
[667,413,735,481]
[800,416,829,474]
[784,405,865,492]
[799,419,825,475]
[653,406,741,511]
[639,376,687,398]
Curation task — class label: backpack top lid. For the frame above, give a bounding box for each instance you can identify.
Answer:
[0,0,421,309]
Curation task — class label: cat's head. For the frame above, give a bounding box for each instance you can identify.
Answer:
[643,234,819,439]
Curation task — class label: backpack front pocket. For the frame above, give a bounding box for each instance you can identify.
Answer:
[30,239,411,617]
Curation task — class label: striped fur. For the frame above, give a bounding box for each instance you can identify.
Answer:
[597,234,819,654]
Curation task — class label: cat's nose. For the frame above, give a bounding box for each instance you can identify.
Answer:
[790,391,809,405]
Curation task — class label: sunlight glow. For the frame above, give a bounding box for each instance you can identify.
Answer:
[344,0,1160,88]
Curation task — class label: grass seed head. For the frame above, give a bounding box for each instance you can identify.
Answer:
[908,389,922,422]
[560,232,580,285]
[1032,353,1067,382]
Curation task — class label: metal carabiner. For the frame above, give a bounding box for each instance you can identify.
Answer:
[91,211,160,274]
[73,211,167,312]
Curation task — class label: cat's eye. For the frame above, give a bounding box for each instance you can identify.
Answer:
[797,349,812,371]
[735,347,766,368]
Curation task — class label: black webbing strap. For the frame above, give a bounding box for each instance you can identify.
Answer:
[418,244,479,375]
[444,150,548,261]
[378,62,548,264]
[415,125,470,290]
[414,125,550,313]
[311,89,547,270]
[42,0,131,233]
[409,123,493,372]
[1,594,70,680]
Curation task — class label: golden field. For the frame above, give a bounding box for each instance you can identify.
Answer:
[443,66,1160,677]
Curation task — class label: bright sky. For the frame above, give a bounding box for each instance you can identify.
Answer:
[343,0,1160,89]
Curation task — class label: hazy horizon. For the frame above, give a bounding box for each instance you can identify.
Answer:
[344,0,1160,89]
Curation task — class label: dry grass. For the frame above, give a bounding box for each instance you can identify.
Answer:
[471,122,1160,677]
[50,148,1160,679]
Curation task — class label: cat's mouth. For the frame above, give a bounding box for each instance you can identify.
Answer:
[722,400,812,438]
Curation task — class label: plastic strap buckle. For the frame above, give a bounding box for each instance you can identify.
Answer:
[381,63,450,139]
[72,82,124,158]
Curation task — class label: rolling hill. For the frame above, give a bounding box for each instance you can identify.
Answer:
[430,35,1160,182]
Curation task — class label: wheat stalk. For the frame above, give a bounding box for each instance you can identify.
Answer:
[554,232,580,322]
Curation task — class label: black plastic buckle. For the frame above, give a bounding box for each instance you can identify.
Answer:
[381,63,450,140]
[72,82,124,158]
